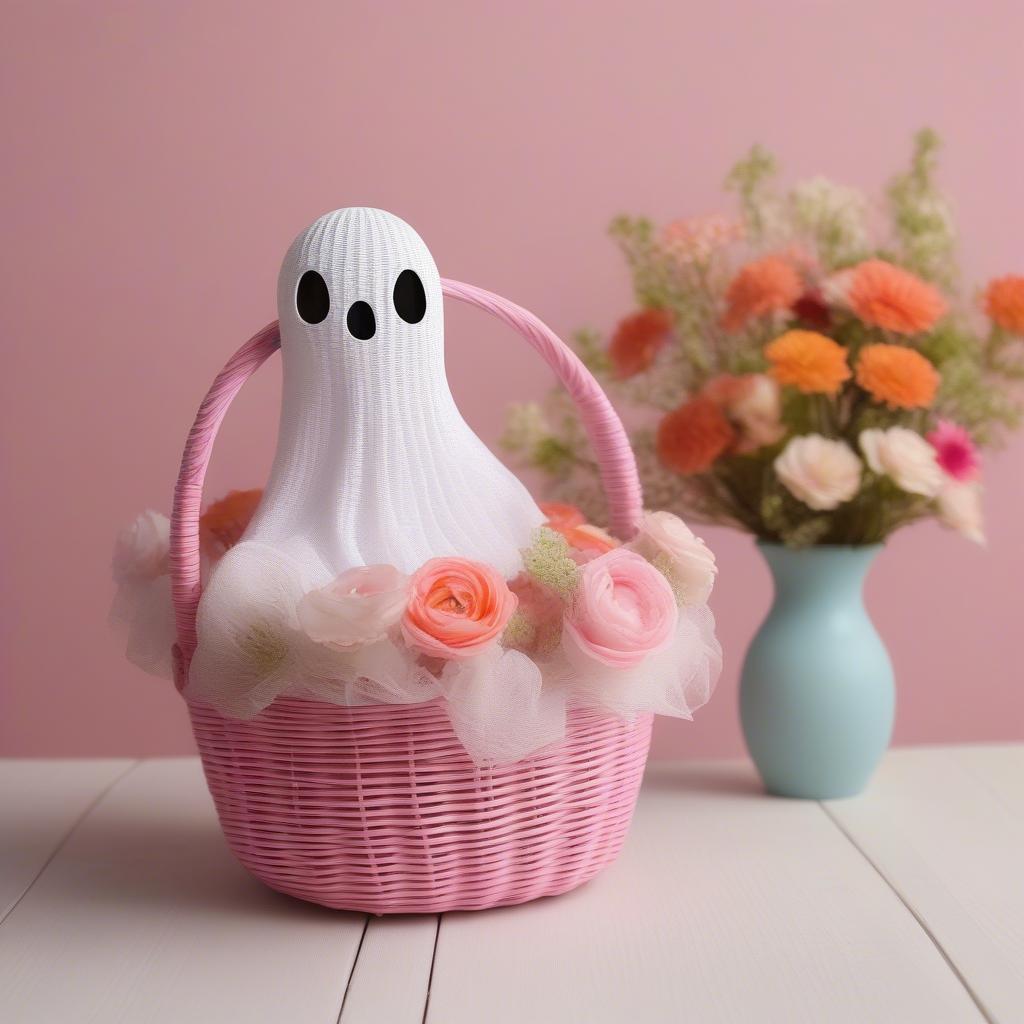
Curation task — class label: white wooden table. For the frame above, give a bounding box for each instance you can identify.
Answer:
[1,747,1021,1023]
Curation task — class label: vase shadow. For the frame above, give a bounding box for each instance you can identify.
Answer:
[642,760,764,799]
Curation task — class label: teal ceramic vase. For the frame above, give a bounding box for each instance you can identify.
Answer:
[739,542,894,799]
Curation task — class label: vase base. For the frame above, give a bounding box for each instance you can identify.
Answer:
[758,772,870,801]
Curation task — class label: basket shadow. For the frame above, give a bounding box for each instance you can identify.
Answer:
[28,809,362,923]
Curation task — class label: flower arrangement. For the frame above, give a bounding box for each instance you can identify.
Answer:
[112,492,721,764]
[504,132,1023,547]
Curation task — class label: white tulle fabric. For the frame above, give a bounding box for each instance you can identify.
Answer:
[109,574,176,681]
[115,535,721,764]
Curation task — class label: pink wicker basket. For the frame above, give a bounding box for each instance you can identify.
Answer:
[171,280,652,914]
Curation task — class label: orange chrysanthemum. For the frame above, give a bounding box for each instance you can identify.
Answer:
[608,308,674,378]
[764,330,852,396]
[855,345,940,410]
[720,255,802,333]
[984,275,1024,335]
[199,488,263,560]
[846,259,947,335]
[656,397,736,475]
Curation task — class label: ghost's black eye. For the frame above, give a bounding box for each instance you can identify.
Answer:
[296,270,330,324]
[346,301,376,340]
[393,269,426,324]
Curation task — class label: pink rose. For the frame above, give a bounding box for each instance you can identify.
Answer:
[631,510,717,606]
[563,549,678,669]
[402,557,518,660]
[298,565,409,650]
[927,420,980,482]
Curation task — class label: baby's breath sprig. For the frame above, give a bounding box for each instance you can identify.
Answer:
[521,527,580,598]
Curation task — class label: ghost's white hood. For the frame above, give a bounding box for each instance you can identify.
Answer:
[242,207,543,579]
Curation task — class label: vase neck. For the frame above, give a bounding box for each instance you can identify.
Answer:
[758,544,881,606]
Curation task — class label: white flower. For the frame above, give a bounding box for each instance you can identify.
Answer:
[938,482,985,545]
[774,435,862,511]
[631,510,717,606]
[731,374,785,451]
[821,268,855,309]
[859,427,944,497]
[112,510,170,583]
[501,402,550,454]
[790,177,870,264]
[297,565,410,650]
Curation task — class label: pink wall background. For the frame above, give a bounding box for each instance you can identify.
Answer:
[2,1,1022,759]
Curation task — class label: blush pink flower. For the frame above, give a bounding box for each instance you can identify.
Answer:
[703,373,784,452]
[563,549,678,669]
[661,215,743,265]
[630,511,717,606]
[927,420,980,482]
[112,510,170,583]
[298,565,410,650]
[774,435,862,510]
[402,557,517,660]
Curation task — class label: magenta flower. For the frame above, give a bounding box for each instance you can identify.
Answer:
[927,420,980,482]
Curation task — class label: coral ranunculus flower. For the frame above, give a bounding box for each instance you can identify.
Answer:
[608,308,674,378]
[984,275,1024,335]
[563,523,619,555]
[855,344,940,409]
[720,255,802,333]
[541,502,619,554]
[765,330,852,396]
[847,259,947,334]
[402,557,517,660]
[656,397,736,475]
[538,502,586,531]
[199,488,263,560]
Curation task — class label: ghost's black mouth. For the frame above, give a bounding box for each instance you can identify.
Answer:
[346,300,376,340]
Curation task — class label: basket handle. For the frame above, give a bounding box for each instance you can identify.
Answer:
[170,281,643,678]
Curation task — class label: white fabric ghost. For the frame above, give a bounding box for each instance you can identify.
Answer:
[187,208,545,717]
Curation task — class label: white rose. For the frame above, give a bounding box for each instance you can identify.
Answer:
[859,427,944,497]
[298,564,410,650]
[112,510,171,583]
[632,510,717,605]
[774,435,862,511]
[938,482,985,545]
